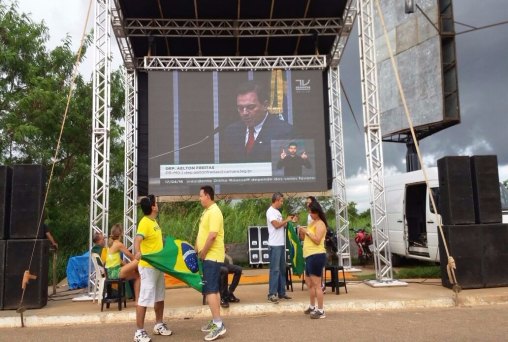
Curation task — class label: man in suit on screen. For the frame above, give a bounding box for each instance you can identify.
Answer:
[220,80,294,163]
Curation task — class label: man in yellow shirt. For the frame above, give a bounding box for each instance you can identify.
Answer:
[196,185,227,341]
[133,195,172,342]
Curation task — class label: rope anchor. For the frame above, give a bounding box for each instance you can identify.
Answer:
[22,270,37,289]
[17,270,38,327]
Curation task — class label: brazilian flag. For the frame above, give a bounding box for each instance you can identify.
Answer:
[287,222,304,276]
[142,236,203,292]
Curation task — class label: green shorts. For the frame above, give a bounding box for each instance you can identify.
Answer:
[106,265,121,279]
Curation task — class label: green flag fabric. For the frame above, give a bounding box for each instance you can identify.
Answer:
[142,236,203,292]
[286,222,305,276]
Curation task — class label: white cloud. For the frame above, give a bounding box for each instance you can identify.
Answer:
[14,0,121,78]
[499,164,508,183]
[345,169,369,211]
[15,0,91,49]
[345,165,400,212]
[456,138,493,156]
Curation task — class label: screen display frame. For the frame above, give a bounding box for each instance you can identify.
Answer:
[144,70,332,197]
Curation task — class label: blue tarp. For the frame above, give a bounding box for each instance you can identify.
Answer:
[66,251,90,290]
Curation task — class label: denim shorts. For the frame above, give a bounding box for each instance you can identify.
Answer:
[202,260,222,294]
[305,253,327,277]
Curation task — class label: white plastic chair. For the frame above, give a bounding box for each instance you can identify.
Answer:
[91,253,106,304]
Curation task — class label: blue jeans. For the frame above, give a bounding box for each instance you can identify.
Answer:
[268,245,286,297]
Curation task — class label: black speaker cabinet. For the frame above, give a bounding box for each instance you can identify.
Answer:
[439,224,508,289]
[248,226,270,265]
[3,239,49,310]
[482,224,508,287]
[0,166,12,240]
[260,226,269,248]
[9,165,46,239]
[248,226,259,249]
[0,240,6,309]
[437,156,475,225]
[470,155,502,224]
[439,225,483,289]
[261,249,270,263]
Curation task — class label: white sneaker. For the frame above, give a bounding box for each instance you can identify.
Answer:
[204,323,227,341]
[153,322,172,336]
[134,330,151,342]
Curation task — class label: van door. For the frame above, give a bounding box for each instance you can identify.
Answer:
[405,183,429,258]
[426,187,441,262]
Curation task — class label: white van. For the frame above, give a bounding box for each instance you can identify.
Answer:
[501,182,508,223]
[385,167,508,265]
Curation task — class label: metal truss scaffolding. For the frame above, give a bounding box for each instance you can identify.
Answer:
[329,0,358,66]
[122,69,137,250]
[89,0,111,290]
[92,0,360,285]
[358,0,393,282]
[122,18,342,37]
[328,65,351,269]
[141,55,327,71]
[111,0,135,70]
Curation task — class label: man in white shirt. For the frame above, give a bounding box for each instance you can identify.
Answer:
[266,192,294,303]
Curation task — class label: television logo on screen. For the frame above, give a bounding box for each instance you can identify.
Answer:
[295,79,311,93]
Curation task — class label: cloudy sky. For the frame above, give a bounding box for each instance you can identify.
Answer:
[339,0,508,209]
[14,0,508,210]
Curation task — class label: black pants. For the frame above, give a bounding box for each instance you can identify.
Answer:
[220,263,242,299]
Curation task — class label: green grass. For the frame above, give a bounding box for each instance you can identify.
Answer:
[351,265,441,281]
[350,258,441,281]
[353,273,377,281]
[394,265,441,279]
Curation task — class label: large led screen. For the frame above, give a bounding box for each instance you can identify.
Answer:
[147,70,330,196]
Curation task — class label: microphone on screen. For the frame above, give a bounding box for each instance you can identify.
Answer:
[149,125,224,160]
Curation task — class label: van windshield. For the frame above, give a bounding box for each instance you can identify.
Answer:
[500,183,508,210]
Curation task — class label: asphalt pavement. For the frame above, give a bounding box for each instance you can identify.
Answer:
[4,305,508,342]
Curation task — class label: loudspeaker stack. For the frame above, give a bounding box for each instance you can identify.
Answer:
[0,165,49,310]
[437,155,508,289]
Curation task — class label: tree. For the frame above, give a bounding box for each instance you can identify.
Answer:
[0,2,125,281]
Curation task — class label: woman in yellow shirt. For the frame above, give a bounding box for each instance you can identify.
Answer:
[298,201,328,319]
[105,223,140,300]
